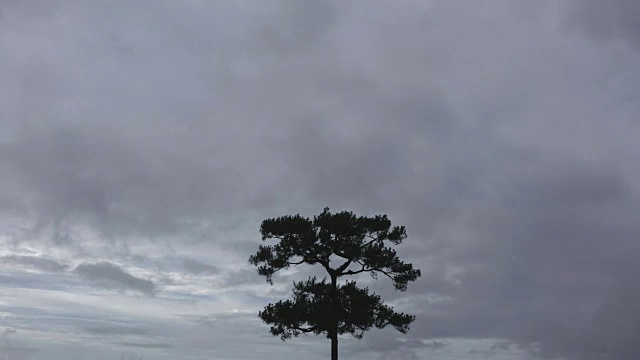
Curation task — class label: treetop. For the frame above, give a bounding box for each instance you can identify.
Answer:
[249,207,420,290]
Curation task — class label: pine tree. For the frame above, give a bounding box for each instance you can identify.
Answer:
[249,207,421,360]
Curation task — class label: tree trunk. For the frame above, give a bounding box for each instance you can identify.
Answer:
[330,275,338,360]
[331,333,338,360]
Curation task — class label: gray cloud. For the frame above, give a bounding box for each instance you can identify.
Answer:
[1,1,639,359]
[0,346,38,360]
[180,258,219,275]
[83,326,151,336]
[425,341,447,351]
[1,328,38,360]
[564,0,640,50]
[400,157,640,359]
[118,342,172,349]
[0,255,67,272]
[75,262,156,296]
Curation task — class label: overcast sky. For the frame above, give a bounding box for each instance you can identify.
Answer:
[1,1,639,359]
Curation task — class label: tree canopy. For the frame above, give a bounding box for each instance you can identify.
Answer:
[249,207,421,360]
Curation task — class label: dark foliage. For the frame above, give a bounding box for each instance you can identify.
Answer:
[249,207,421,358]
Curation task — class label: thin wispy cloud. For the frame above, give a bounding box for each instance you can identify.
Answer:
[0,255,68,272]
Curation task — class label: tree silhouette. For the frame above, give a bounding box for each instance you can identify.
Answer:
[249,207,421,360]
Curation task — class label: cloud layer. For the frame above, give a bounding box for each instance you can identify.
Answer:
[75,262,156,296]
[1,1,639,359]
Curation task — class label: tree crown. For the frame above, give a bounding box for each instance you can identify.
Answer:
[249,207,421,291]
[249,208,421,342]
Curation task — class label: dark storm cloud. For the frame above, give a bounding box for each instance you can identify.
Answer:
[0,1,281,238]
[0,1,349,242]
[564,0,640,50]
[0,255,67,272]
[244,2,640,357]
[251,0,337,54]
[0,119,249,238]
[400,157,640,359]
[246,3,640,359]
[0,0,439,239]
[75,262,156,295]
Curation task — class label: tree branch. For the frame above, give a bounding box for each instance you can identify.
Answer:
[288,259,305,266]
[360,234,381,249]
[340,266,395,282]
[316,258,333,274]
[336,258,353,274]
[333,250,352,260]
